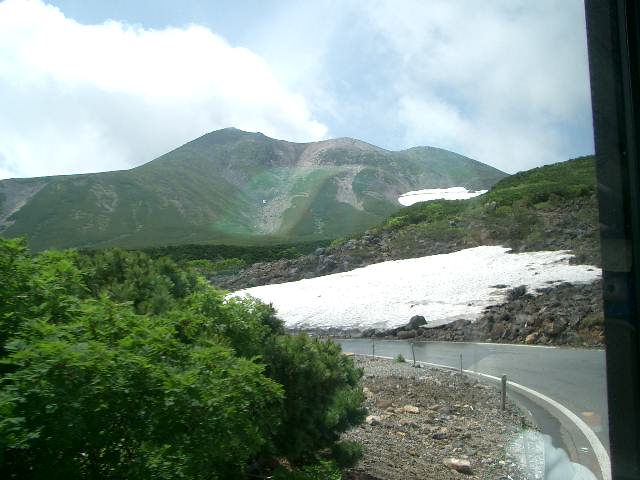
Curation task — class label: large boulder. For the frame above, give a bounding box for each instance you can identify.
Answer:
[407,315,427,329]
[398,330,417,340]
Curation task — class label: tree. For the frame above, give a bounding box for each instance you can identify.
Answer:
[0,238,364,478]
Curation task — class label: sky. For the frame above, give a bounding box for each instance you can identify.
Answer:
[0,0,594,179]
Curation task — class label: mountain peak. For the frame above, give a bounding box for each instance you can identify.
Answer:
[0,130,507,251]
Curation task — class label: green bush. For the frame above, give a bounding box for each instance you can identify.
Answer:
[582,312,604,328]
[1,306,282,479]
[262,335,366,465]
[331,440,363,469]
[272,461,342,480]
[395,353,406,363]
[0,238,364,479]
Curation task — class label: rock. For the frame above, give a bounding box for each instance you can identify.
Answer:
[525,332,539,344]
[397,330,417,340]
[402,405,420,414]
[345,240,357,250]
[363,387,374,399]
[366,415,382,426]
[443,457,473,474]
[515,313,533,326]
[490,323,505,340]
[399,418,418,428]
[376,399,393,409]
[407,315,427,329]
[507,285,527,300]
[361,328,376,338]
[432,427,449,440]
[543,318,568,336]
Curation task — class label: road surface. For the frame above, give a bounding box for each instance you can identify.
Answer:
[337,339,609,478]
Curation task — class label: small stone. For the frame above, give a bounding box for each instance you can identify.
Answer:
[443,457,473,474]
[402,405,420,414]
[432,427,449,440]
[366,415,381,426]
[376,399,393,409]
[525,332,539,344]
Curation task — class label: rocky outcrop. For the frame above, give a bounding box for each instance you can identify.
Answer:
[357,281,604,347]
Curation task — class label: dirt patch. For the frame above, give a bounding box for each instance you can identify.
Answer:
[343,357,541,480]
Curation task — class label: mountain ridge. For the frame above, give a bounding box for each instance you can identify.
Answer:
[0,128,507,250]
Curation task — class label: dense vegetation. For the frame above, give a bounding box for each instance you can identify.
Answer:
[0,237,365,479]
[138,239,331,265]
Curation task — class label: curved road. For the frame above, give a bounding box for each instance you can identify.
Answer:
[337,339,609,476]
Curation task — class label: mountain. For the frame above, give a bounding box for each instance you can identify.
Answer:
[0,128,507,251]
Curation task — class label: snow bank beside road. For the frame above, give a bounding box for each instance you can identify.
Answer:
[230,246,601,330]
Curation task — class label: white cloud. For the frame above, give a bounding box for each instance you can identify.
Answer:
[0,0,327,179]
[356,0,593,172]
[273,0,592,173]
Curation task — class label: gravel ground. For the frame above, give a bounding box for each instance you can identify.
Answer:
[343,356,543,480]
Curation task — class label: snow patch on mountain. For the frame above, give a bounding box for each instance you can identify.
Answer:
[398,187,488,206]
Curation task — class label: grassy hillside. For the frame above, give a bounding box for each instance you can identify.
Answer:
[0,128,506,251]
[378,155,598,260]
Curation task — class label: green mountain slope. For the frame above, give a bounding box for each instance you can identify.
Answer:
[0,128,507,250]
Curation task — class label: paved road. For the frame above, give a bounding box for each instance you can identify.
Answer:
[337,339,609,452]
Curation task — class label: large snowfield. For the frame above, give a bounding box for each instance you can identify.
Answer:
[231,246,601,330]
[398,187,488,206]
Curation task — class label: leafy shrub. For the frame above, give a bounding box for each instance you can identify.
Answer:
[137,239,331,266]
[272,461,342,480]
[331,440,363,469]
[582,312,604,328]
[0,238,364,479]
[1,304,282,479]
[77,248,199,315]
[262,335,366,465]
[395,353,406,363]
[329,237,348,249]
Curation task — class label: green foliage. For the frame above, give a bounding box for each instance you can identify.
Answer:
[331,440,363,469]
[262,335,366,466]
[77,248,199,315]
[140,240,330,266]
[329,237,348,249]
[272,461,342,480]
[582,312,604,328]
[395,353,406,363]
[0,238,364,479]
[2,306,282,479]
[487,156,596,207]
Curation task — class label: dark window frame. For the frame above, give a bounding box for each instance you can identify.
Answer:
[585,1,640,478]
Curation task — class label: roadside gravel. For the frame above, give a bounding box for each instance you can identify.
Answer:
[343,356,543,480]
